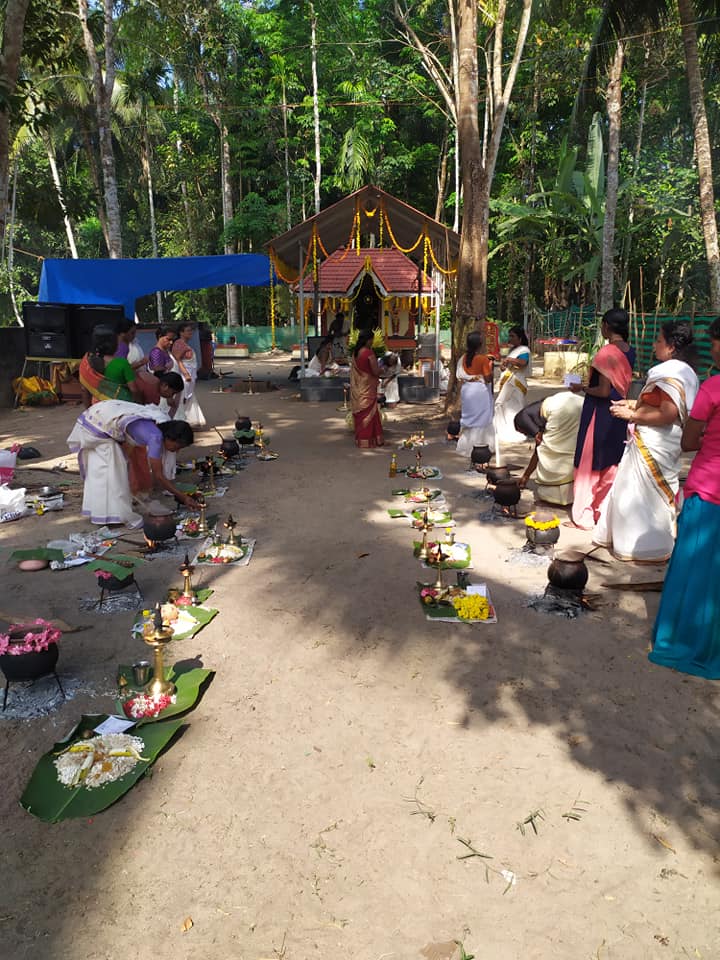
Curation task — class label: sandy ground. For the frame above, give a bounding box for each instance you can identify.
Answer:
[1,363,719,960]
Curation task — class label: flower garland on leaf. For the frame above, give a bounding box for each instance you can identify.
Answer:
[0,618,62,656]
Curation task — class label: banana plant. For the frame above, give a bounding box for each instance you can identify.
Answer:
[492,112,608,307]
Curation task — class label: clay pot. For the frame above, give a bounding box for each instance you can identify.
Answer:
[471,444,492,466]
[446,420,461,439]
[143,512,177,543]
[234,416,252,432]
[0,639,59,682]
[547,552,589,591]
[486,464,511,484]
[493,478,521,508]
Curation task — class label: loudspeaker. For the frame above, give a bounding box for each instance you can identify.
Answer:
[22,302,72,357]
[26,331,72,358]
[70,304,125,359]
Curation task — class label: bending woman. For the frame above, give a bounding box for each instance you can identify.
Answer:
[569,308,636,529]
[594,320,698,561]
[67,399,198,527]
[79,326,140,406]
[516,392,583,505]
[172,322,206,428]
[350,330,384,448]
[494,326,531,443]
[455,331,495,460]
[649,318,720,677]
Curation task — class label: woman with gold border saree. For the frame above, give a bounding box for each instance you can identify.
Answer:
[594,321,698,561]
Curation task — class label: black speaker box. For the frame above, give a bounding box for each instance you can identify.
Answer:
[26,330,72,358]
[70,304,125,358]
[22,302,72,357]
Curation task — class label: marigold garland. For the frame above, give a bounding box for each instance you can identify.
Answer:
[524,513,560,531]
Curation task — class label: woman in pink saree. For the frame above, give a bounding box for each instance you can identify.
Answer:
[569,309,635,528]
[350,330,384,448]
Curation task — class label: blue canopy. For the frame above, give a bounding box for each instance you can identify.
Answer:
[39,253,271,319]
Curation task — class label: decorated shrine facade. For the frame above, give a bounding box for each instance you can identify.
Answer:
[297,247,435,346]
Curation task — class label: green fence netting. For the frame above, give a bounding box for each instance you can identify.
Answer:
[215,325,302,351]
[534,308,719,381]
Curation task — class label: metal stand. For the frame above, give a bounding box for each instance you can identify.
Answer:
[3,671,65,711]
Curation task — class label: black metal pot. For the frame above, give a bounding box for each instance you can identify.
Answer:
[0,642,59,682]
[526,524,560,546]
[471,444,492,466]
[220,438,240,458]
[493,478,521,508]
[234,416,252,433]
[547,556,589,591]
[143,513,177,543]
[446,420,461,439]
[486,464,511,484]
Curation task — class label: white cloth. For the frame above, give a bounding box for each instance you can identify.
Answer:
[455,357,495,458]
[382,363,401,404]
[594,359,699,561]
[67,400,169,526]
[298,355,323,377]
[127,340,144,366]
[174,348,206,428]
[494,346,531,443]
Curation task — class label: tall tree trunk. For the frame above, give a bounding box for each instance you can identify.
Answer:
[0,0,30,253]
[310,4,321,215]
[44,137,78,258]
[78,0,123,258]
[173,81,195,254]
[281,75,292,230]
[79,119,110,252]
[141,123,163,322]
[600,39,624,313]
[620,43,649,300]
[449,0,532,411]
[435,127,449,222]
[678,0,720,310]
[219,121,238,325]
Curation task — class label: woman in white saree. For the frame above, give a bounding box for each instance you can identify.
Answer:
[172,322,207,428]
[455,331,495,459]
[494,326,532,443]
[594,321,699,561]
[67,400,198,527]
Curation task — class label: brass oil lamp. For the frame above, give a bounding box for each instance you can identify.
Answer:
[206,459,216,495]
[179,552,197,605]
[196,498,209,536]
[224,514,239,546]
[416,507,434,561]
[429,543,448,590]
[144,605,176,698]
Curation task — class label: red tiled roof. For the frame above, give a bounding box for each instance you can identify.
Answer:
[298,247,434,295]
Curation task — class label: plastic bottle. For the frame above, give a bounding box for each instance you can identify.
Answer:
[389,453,397,478]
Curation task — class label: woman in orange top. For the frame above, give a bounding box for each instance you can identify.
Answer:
[455,331,495,459]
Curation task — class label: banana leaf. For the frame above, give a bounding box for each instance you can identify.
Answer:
[413,541,471,569]
[115,665,214,724]
[133,605,218,641]
[86,556,143,581]
[9,548,65,563]
[20,715,183,823]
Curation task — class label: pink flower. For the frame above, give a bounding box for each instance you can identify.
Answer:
[94,570,112,580]
[0,618,62,656]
